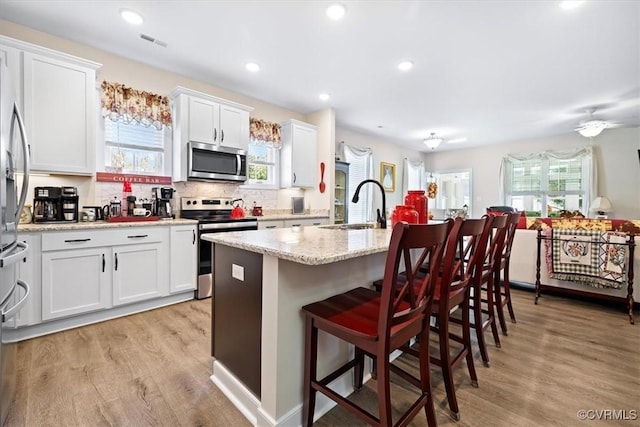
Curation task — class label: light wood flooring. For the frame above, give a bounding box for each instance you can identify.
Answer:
[6,289,639,426]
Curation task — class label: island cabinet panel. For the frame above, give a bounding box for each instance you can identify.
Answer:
[212,244,262,398]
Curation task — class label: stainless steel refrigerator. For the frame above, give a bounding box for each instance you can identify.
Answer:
[0,54,31,425]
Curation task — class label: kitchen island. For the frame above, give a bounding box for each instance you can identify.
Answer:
[203,225,393,426]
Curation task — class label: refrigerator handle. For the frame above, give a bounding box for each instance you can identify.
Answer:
[1,280,30,322]
[11,102,31,221]
[0,241,28,268]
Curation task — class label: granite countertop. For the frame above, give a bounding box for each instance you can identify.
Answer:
[202,225,393,266]
[18,218,197,232]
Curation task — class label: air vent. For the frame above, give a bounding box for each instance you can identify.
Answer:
[139,33,168,48]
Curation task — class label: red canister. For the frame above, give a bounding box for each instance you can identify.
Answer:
[404,190,428,224]
[391,205,419,227]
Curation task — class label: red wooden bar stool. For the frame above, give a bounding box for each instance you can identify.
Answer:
[493,212,520,335]
[301,221,450,427]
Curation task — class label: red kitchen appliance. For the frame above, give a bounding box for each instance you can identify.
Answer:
[230,199,245,219]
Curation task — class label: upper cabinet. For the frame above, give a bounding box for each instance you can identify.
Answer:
[0,36,101,175]
[171,86,253,181]
[280,119,317,188]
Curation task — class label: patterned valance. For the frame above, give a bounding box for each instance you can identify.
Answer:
[250,117,281,148]
[101,81,171,129]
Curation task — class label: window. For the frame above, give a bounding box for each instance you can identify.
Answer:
[104,117,167,174]
[404,159,426,193]
[343,145,374,223]
[432,170,472,213]
[247,142,278,186]
[502,148,594,217]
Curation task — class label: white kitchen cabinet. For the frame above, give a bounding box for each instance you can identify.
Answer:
[258,219,285,230]
[280,119,317,188]
[40,227,170,320]
[0,36,101,175]
[284,218,328,227]
[42,247,110,321]
[169,225,197,293]
[171,87,253,180]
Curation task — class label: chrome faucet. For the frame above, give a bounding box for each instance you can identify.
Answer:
[352,179,387,229]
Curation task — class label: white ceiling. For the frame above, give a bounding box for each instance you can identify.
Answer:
[1,0,638,152]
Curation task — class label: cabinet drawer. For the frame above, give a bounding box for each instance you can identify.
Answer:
[42,227,167,251]
[258,220,285,230]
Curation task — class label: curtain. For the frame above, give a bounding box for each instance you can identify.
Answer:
[100,81,171,129]
[402,158,426,196]
[499,146,596,214]
[343,144,374,223]
[250,117,282,148]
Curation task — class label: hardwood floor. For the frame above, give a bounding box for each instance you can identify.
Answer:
[6,289,639,426]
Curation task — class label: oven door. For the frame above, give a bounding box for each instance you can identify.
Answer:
[197,221,258,299]
[188,142,247,182]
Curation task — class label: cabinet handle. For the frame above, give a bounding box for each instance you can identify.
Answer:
[221,129,224,142]
[313,222,321,226]
[64,238,91,243]
[23,241,27,262]
[265,225,277,229]
[293,173,296,183]
[102,254,105,272]
[291,224,301,227]
[192,229,196,244]
[127,234,148,239]
[114,253,118,271]
[214,128,217,141]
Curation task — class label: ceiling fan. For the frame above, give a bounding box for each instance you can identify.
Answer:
[574,108,618,138]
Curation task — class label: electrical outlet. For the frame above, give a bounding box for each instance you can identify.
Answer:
[232,264,244,281]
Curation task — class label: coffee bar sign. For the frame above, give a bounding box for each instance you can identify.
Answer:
[96,172,172,185]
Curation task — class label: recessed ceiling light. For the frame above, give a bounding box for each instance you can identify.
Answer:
[245,62,260,72]
[447,137,468,144]
[319,93,330,101]
[397,60,414,71]
[326,4,346,20]
[120,9,144,26]
[559,1,584,10]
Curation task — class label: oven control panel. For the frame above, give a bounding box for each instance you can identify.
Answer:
[181,197,234,211]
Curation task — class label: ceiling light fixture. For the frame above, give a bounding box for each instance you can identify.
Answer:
[424,133,442,150]
[577,120,608,138]
[245,62,260,72]
[397,60,414,71]
[120,9,144,25]
[319,93,330,101]
[326,4,346,20]
[559,1,585,10]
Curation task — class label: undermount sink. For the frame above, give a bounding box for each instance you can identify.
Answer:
[319,223,376,230]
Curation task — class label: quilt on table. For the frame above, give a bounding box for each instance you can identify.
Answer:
[549,229,626,289]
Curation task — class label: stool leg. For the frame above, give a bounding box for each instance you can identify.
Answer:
[494,270,509,336]
[486,275,502,349]
[437,310,460,421]
[504,266,517,323]
[302,317,318,427]
[418,324,438,427]
[472,284,491,367]
[354,347,365,391]
[462,295,478,388]
[376,351,392,426]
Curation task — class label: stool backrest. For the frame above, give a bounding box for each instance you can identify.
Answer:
[485,214,509,270]
[379,221,450,336]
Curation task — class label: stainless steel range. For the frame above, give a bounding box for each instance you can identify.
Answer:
[180,197,258,299]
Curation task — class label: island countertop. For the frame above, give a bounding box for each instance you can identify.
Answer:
[202,225,393,265]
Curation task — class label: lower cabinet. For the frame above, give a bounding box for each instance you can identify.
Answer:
[258,220,285,230]
[170,225,197,293]
[42,247,110,321]
[40,227,170,321]
[284,218,329,227]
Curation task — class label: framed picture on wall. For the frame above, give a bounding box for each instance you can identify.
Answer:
[380,162,396,192]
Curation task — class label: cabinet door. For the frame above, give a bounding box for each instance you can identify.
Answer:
[188,96,219,144]
[291,124,317,188]
[23,52,95,175]
[42,248,109,320]
[112,243,168,306]
[219,103,249,150]
[170,225,197,293]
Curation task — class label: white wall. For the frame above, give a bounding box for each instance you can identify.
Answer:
[424,128,640,220]
[335,127,426,220]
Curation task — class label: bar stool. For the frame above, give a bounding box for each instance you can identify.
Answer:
[403,217,488,421]
[493,212,520,335]
[301,221,450,427]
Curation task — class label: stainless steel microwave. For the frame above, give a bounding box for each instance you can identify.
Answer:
[187,142,247,182]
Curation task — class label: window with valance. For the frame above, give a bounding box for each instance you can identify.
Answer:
[247,118,282,186]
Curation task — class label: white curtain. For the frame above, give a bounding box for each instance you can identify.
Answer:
[499,146,596,214]
[402,158,426,196]
[343,144,374,223]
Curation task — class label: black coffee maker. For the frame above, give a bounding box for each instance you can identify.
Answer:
[152,187,174,219]
[33,186,79,223]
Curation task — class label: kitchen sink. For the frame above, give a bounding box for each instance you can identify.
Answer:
[319,223,376,230]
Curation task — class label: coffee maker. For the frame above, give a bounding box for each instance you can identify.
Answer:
[152,187,174,219]
[33,186,79,223]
